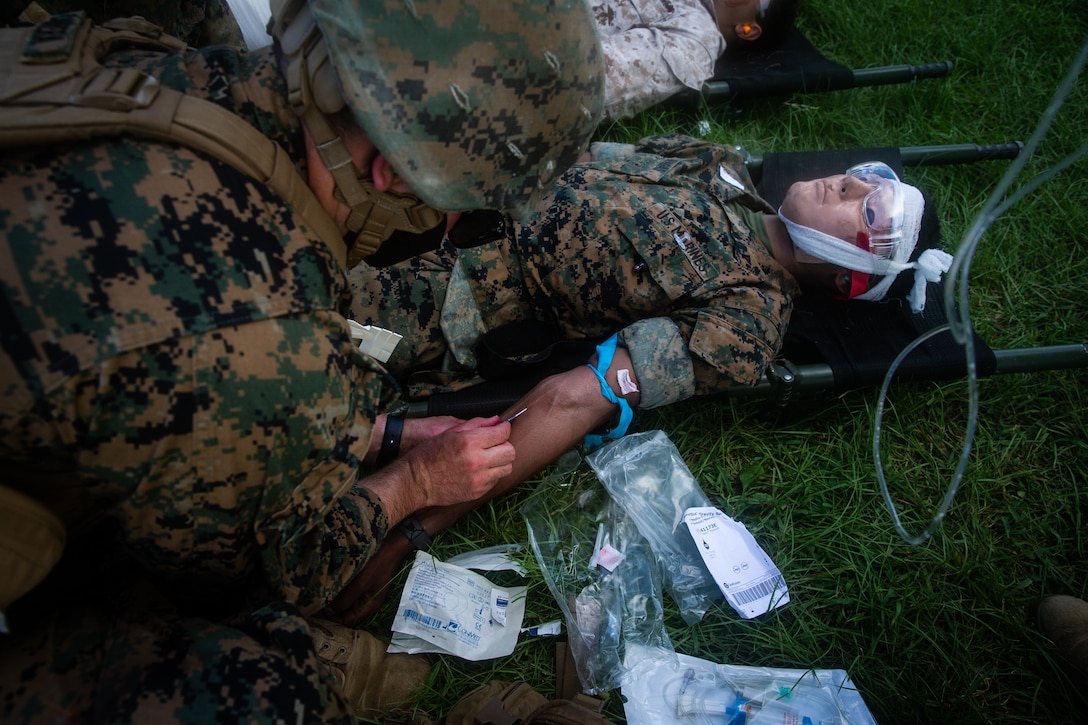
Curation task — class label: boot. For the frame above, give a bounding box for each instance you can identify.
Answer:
[308,618,432,718]
[1037,595,1088,691]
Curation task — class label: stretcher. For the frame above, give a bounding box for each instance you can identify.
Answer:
[405,141,1088,419]
[670,25,953,109]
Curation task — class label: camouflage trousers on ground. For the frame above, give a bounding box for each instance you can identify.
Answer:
[0,580,352,724]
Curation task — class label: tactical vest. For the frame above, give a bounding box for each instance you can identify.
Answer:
[0,10,346,266]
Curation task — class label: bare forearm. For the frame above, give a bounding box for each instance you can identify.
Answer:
[500,365,616,482]
[354,457,426,527]
[409,348,641,535]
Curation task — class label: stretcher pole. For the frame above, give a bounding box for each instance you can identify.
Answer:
[746,142,1024,176]
[699,61,953,103]
[406,344,1088,418]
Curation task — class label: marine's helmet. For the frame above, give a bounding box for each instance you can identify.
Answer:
[270,0,605,265]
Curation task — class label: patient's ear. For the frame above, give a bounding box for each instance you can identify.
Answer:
[735,22,762,41]
[835,271,852,297]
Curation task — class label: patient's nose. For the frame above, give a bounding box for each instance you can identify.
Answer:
[838,175,872,197]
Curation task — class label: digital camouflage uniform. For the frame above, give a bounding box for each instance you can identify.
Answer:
[350,134,798,410]
[0,41,391,724]
[31,0,247,48]
[1,569,351,723]
[591,0,724,119]
[0,0,607,716]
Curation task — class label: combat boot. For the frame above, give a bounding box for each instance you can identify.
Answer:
[308,618,432,718]
[1037,594,1088,691]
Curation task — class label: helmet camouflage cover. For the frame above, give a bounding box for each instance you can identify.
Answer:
[309,0,605,218]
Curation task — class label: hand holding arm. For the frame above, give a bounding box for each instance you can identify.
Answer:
[374,344,641,540]
[359,416,515,527]
[364,413,465,465]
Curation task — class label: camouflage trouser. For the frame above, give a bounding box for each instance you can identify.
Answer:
[0,580,352,724]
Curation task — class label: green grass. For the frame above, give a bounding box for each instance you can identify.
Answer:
[367,2,1088,721]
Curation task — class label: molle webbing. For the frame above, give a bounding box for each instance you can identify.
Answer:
[0,11,346,266]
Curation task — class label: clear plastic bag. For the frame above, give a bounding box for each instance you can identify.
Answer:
[521,451,676,694]
[622,654,879,725]
[587,430,723,625]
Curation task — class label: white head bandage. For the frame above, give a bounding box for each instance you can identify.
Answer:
[778,174,951,311]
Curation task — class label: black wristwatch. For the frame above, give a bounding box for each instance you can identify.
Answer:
[399,514,431,551]
[376,415,403,465]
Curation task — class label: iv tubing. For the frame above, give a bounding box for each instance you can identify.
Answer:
[874,37,1088,545]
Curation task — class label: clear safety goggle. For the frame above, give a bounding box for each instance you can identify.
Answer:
[846,161,905,260]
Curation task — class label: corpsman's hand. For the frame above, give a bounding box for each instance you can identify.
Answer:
[367,414,465,464]
[359,416,515,525]
[402,416,515,509]
[329,416,515,624]
[399,415,464,453]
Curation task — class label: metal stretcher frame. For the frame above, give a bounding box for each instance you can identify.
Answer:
[669,25,953,108]
[404,142,1088,419]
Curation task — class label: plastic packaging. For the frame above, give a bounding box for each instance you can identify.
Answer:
[587,430,723,625]
[387,551,526,660]
[522,451,676,694]
[623,653,878,725]
[670,668,843,724]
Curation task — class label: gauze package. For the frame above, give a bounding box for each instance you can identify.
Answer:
[387,550,526,661]
[682,507,789,619]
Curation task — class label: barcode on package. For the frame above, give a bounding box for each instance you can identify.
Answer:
[403,609,443,630]
[728,575,787,605]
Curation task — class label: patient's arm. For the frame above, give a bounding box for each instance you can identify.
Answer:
[325,347,640,623]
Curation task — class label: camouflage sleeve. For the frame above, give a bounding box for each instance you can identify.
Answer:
[591,0,724,119]
[618,285,787,408]
[3,311,394,615]
[617,317,695,408]
[347,242,460,377]
[635,134,759,188]
[588,141,638,162]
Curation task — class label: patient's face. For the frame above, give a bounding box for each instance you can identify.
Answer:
[780,174,870,245]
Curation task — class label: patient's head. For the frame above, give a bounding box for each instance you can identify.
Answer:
[715,0,799,51]
[769,162,948,310]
